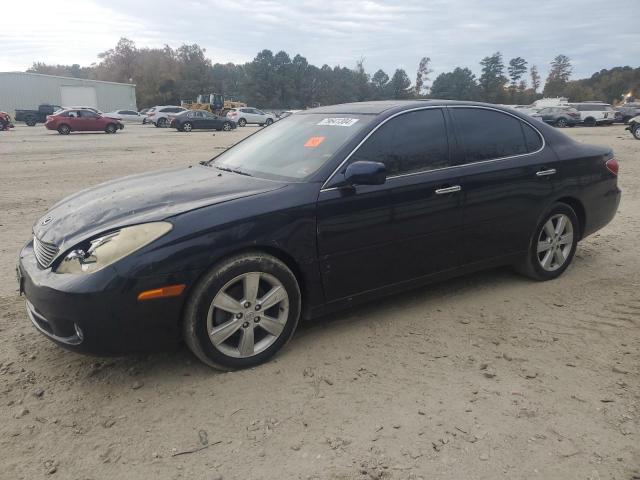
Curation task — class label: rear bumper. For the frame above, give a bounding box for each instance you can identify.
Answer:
[17,241,200,355]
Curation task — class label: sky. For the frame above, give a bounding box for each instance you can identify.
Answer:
[1,0,637,84]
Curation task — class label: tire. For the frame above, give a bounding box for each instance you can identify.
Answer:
[182,122,193,132]
[105,123,117,134]
[156,118,167,128]
[25,117,37,127]
[555,118,568,128]
[265,118,273,126]
[515,203,579,281]
[222,122,232,131]
[57,124,70,135]
[183,252,301,370]
[238,118,247,127]
[633,125,640,140]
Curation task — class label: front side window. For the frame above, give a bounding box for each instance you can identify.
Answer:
[450,108,530,163]
[350,109,449,176]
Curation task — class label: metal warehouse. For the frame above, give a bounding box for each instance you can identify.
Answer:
[0,72,136,114]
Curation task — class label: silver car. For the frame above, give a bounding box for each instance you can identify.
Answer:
[226,107,275,127]
[105,109,148,123]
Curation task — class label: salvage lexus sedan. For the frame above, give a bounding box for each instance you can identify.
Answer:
[17,100,620,369]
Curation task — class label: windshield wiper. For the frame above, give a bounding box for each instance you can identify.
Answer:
[215,165,252,176]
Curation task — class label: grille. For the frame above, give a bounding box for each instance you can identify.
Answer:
[33,236,59,268]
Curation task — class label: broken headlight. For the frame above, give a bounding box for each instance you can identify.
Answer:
[55,222,172,274]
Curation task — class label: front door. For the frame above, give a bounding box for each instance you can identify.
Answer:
[317,108,463,302]
[448,106,557,264]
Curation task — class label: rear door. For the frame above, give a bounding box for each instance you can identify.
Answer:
[449,106,556,265]
[317,108,463,301]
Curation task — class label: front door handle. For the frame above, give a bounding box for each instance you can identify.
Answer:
[435,185,462,195]
[536,168,557,177]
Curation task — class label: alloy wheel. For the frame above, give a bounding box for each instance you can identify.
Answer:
[536,214,574,272]
[206,272,289,358]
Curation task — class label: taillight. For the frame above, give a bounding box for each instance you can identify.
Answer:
[605,158,619,176]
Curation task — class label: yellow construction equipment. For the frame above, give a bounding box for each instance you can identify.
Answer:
[181,94,246,116]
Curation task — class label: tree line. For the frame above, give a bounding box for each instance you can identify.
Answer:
[28,38,640,109]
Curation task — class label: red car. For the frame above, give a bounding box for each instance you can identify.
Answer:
[44,109,124,135]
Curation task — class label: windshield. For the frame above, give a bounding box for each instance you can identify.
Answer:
[211,113,373,181]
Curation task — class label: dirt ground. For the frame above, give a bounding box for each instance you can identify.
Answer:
[0,123,638,480]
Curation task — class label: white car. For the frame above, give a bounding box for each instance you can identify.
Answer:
[227,107,275,127]
[569,102,616,126]
[105,109,148,123]
[147,106,188,127]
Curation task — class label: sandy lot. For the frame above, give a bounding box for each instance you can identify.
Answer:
[0,123,638,480]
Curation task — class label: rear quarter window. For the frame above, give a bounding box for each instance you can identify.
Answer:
[450,108,531,163]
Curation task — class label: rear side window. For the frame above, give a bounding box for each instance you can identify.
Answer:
[522,122,543,152]
[450,108,531,163]
[351,109,449,176]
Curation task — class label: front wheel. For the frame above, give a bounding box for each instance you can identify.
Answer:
[183,252,301,370]
[515,203,579,281]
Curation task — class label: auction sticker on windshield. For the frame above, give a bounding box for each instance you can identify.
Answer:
[304,136,326,148]
[317,118,359,127]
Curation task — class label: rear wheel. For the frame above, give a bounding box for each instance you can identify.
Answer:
[182,122,193,132]
[555,118,568,128]
[57,124,70,135]
[222,122,232,131]
[238,118,247,127]
[183,252,301,370]
[105,123,117,134]
[516,203,579,281]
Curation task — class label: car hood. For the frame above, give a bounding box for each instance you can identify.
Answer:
[33,165,285,250]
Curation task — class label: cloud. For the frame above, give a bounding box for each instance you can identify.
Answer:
[1,0,637,85]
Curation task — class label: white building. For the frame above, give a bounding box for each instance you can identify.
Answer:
[0,72,137,114]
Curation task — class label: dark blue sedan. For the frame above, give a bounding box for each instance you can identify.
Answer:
[18,100,621,369]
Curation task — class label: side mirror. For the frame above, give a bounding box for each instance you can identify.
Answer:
[342,161,387,186]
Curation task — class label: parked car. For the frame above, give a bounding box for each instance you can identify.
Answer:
[15,104,63,126]
[44,109,124,134]
[17,100,620,370]
[532,106,581,127]
[570,102,616,126]
[170,109,236,132]
[147,106,187,127]
[615,103,640,124]
[625,115,640,140]
[105,109,148,123]
[227,107,275,127]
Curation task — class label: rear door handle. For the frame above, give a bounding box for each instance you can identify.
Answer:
[536,168,556,177]
[435,185,461,195]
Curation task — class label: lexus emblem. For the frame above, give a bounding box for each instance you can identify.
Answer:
[41,215,53,226]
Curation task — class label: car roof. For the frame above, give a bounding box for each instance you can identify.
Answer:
[300,100,531,115]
